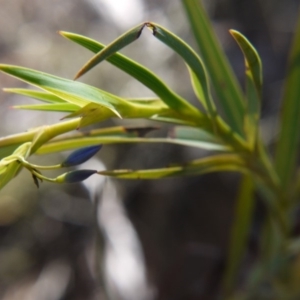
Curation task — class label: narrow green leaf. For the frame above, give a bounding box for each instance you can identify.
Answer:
[230,30,262,148]
[60,31,177,103]
[182,0,246,136]
[222,175,255,295]
[63,30,207,123]
[145,23,217,120]
[37,134,229,155]
[13,103,79,112]
[3,88,66,103]
[34,125,229,156]
[4,88,78,112]
[0,64,125,118]
[0,65,175,122]
[73,23,145,80]
[229,30,262,95]
[275,13,300,189]
[97,154,246,179]
[188,67,206,109]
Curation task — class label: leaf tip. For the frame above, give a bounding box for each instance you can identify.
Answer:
[73,71,82,81]
[57,30,65,36]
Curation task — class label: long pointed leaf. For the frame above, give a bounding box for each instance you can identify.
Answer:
[3,88,66,103]
[229,30,262,95]
[182,0,246,136]
[145,23,217,119]
[74,24,144,80]
[65,30,206,122]
[0,65,175,121]
[230,30,262,148]
[37,132,229,155]
[5,88,78,112]
[97,155,246,179]
[0,65,124,117]
[275,13,300,189]
[13,103,78,112]
[60,31,199,117]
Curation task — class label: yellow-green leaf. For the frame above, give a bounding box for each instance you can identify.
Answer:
[98,155,246,179]
[230,30,262,148]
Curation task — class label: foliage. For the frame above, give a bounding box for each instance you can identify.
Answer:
[1,0,300,298]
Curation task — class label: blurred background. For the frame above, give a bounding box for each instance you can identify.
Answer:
[0,0,299,299]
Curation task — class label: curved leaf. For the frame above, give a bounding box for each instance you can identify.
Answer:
[4,88,79,112]
[0,64,124,117]
[230,30,262,148]
[145,22,216,119]
[97,155,246,179]
[275,14,300,189]
[3,88,66,103]
[0,65,176,122]
[229,30,262,95]
[13,103,79,112]
[62,30,206,122]
[182,0,246,136]
[35,124,229,155]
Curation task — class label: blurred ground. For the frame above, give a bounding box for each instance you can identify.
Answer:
[0,0,298,299]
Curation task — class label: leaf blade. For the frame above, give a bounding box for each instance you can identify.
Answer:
[0,64,125,118]
[13,103,79,112]
[145,22,216,119]
[97,155,246,179]
[63,30,207,122]
[274,13,300,189]
[230,30,262,148]
[3,88,66,103]
[182,0,246,136]
[37,135,229,155]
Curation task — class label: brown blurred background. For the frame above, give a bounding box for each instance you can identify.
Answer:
[0,0,298,299]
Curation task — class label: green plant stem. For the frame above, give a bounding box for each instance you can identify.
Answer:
[17,157,62,170]
[0,118,80,155]
[250,141,288,235]
[30,169,57,183]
